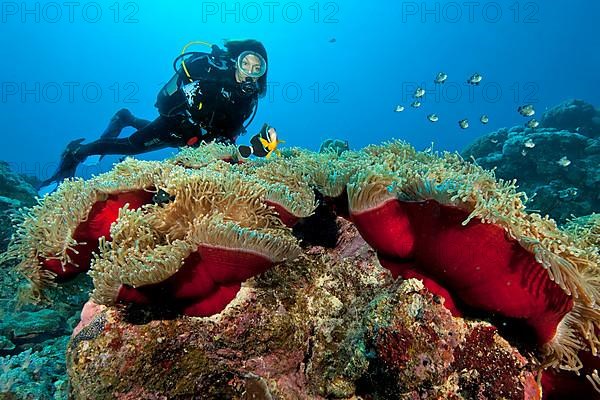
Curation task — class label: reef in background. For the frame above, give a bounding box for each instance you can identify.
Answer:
[540,99,600,138]
[0,161,37,252]
[462,99,600,224]
[0,162,86,399]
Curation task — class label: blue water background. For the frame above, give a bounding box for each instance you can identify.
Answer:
[0,0,598,181]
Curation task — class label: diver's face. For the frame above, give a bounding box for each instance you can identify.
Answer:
[235,54,262,83]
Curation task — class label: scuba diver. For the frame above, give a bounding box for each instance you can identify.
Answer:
[39,39,279,193]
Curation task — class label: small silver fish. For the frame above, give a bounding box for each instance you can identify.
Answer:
[521,149,527,156]
[434,72,448,84]
[467,73,483,85]
[518,104,535,117]
[526,119,539,129]
[524,139,535,148]
[557,156,571,167]
[395,105,405,112]
[480,115,489,124]
[427,114,439,122]
[458,119,469,129]
[490,138,499,144]
[414,87,426,98]
[411,100,421,108]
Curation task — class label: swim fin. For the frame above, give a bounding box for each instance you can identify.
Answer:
[38,138,86,192]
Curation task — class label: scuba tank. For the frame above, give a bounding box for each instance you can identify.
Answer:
[154,40,261,137]
[155,42,232,117]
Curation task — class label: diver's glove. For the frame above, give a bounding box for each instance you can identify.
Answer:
[238,123,280,158]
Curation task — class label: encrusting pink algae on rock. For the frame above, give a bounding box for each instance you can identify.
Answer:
[3,141,599,398]
[66,219,540,399]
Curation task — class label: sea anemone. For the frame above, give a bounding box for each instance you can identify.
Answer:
[89,171,303,316]
[346,142,600,395]
[4,141,599,395]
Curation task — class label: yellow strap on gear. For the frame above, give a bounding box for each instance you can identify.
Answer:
[180,41,213,82]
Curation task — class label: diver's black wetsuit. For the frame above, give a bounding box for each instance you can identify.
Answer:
[40,50,258,188]
[87,52,257,152]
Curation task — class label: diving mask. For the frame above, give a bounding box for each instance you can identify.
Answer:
[236,51,267,79]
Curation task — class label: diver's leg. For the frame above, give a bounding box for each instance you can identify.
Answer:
[129,115,152,130]
[90,109,152,165]
[100,108,131,139]
[79,116,179,157]
[40,116,177,190]
[100,108,152,139]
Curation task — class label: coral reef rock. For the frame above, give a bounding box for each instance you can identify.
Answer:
[66,220,539,400]
[540,99,600,138]
[462,116,600,223]
[0,161,37,252]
